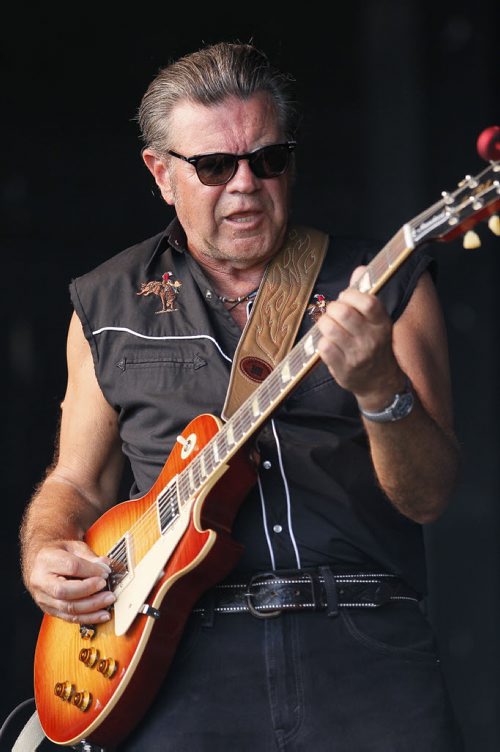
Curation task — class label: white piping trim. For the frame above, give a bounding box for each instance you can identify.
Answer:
[91,327,233,363]
[271,419,301,569]
[257,475,276,570]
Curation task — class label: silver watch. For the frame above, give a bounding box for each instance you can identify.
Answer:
[359,378,414,423]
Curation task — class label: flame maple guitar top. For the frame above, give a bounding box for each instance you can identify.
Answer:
[34,413,257,747]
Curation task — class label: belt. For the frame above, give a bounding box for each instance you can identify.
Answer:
[192,568,420,620]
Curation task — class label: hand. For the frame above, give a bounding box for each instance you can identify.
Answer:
[316,266,405,405]
[27,540,116,624]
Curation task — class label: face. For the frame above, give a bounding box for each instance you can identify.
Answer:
[143,93,292,271]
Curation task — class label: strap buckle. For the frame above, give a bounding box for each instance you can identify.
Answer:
[244,572,283,619]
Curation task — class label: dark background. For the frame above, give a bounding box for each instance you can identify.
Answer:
[2,1,499,749]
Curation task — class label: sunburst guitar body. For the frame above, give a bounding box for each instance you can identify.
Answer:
[34,414,257,747]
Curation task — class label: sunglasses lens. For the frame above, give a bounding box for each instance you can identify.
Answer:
[251,145,291,178]
[196,154,237,185]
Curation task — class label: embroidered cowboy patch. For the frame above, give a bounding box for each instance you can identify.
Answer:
[307,293,328,322]
[137,271,182,313]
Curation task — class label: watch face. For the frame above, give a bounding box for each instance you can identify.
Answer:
[392,391,414,420]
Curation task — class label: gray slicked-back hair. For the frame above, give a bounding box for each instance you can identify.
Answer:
[137,42,298,155]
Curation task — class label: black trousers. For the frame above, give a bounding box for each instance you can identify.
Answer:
[121,601,464,752]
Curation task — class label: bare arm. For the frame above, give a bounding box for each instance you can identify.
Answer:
[20,311,125,623]
[316,269,459,524]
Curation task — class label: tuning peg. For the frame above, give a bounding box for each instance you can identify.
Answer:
[463,230,481,249]
[488,215,500,236]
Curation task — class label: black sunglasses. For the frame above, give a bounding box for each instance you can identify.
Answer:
[167,141,296,186]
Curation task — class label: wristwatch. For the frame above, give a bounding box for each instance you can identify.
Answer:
[359,377,414,423]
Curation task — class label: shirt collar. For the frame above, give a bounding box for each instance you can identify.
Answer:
[145,215,188,271]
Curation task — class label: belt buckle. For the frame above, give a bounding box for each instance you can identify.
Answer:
[372,580,395,606]
[244,572,283,619]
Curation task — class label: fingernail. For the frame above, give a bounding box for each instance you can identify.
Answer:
[103,593,116,606]
[93,557,112,574]
[99,612,111,622]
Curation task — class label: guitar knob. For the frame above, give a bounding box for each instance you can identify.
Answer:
[463,230,481,249]
[79,647,100,668]
[72,690,92,712]
[54,681,74,701]
[97,657,118,679]
[488,215,500,236]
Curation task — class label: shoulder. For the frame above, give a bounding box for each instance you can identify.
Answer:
[73,229,169,286]
[319,231,436,321]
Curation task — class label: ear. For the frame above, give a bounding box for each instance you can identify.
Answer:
[142,149,175,205]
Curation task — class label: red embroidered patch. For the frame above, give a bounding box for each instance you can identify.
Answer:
[137,271,182,313]
[307,293,328,322]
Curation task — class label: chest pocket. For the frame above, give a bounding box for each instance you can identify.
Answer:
[116,353,207,371]
[110,340,231,428]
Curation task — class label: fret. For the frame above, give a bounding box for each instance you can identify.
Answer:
[215,433,227,463]
[196,454,205,479]
[203,447,215,477]
[360,228,410,295]
[188,465,196,493]
[256,380,273,411]
[233,406,250,439]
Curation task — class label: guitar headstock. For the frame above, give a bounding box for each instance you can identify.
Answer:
[407,126,500,250]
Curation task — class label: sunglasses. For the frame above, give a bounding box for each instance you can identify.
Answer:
[167,141,296,186]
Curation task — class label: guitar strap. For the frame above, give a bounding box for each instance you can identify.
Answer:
[11,708,45,751]
[2,697,107,751]
[222,225,329,420]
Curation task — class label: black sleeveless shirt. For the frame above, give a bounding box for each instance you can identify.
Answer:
[70,219,434,593]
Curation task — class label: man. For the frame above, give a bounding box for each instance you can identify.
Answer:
[20,42,463,750]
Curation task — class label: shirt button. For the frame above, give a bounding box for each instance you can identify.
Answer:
[262,460,272,470]
[273,524,283,533]
[205,290,213,300]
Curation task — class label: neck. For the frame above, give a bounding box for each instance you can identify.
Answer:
[201,264,266,302]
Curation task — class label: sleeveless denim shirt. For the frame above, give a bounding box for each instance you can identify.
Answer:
[70,219,434,593]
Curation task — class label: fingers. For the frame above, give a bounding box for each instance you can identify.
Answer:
[39,581,116,624]
[315,285,396,394]
[34,545,110,581]
[28,543,117,624]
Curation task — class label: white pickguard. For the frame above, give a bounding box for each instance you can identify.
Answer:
[113,502,192,636]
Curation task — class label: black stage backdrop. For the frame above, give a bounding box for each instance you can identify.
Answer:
[2,2,499,749]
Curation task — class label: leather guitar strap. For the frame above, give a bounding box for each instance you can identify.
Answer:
[222,225,329,420]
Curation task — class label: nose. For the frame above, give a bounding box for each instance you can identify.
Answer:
[226,157,259,192]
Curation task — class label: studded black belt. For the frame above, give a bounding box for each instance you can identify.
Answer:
[192,568,420,620]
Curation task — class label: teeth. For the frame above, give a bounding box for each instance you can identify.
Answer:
[231,216,253,222]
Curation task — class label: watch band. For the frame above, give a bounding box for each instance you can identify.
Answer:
[359,377,414,423]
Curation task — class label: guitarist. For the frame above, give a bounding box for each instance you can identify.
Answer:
[20,42,464,750]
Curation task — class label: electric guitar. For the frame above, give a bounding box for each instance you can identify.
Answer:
[34,145,500,748]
